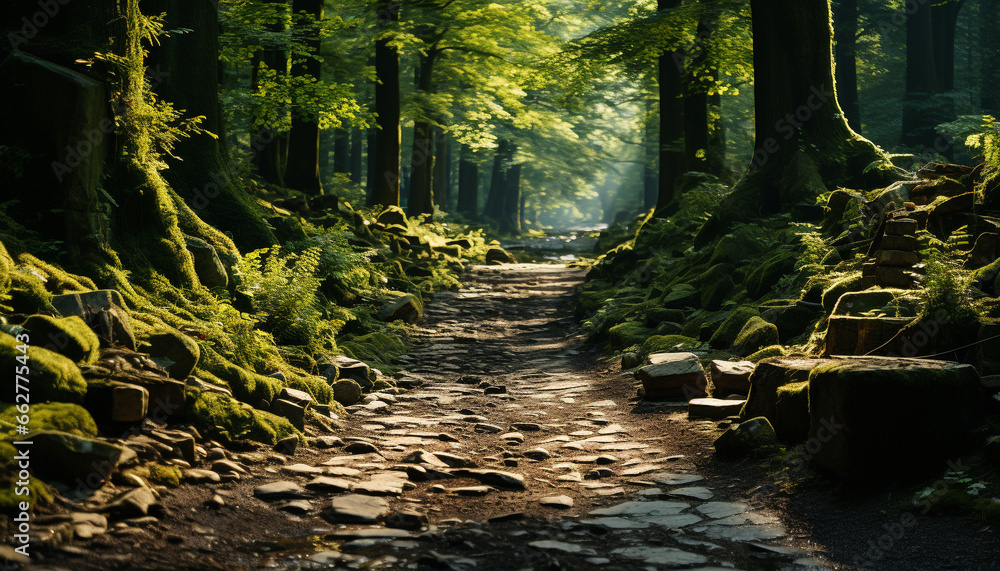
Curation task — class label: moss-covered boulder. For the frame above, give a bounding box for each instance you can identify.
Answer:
[714,417,780,457]
[731,316,779,356]
[744,251,797,300]
[644,308,686,328]
[52,289,136,350]
[747,344,786,362]
[486,247,518,264]
[741,357,826,424]
[0,332,87,403]
[189,391,297,445]
[377,206,408,227]
[807,357,984,481]
[708,228,767,266]
[635,352,708,400]
[641,335,699,355]
[143,330,200,380]
[21,314,100,364]
[820,272,865,313]
[708,307,759,349]
[0,402,97,437]
[332,379,363,406]
[378,293,423,324]
[607,321,655,349]
[660,283,700,310]
[184,235,229,288]
[760,302,821,343]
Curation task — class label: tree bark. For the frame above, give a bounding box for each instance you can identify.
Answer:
[901,0,940,150]
[457,145,479,218]
[433,128,450,211]
[350,127,364,184]
[699,0,888,246]
[407,50,438,217]
[500,163,522,234]
[833,0,861,130]
[145,0,275,251]
[483,139,512,220]
[251,0,289,188]
[929,0,966,159]
[371,0,401,207]
[983,0,1000,113]
[683,18,711,173]
[284,0,324,194]
[333,129,351,174]
[656,0,685,216]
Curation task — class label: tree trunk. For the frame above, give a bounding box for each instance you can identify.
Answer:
[656,0,685,216]
[457,146,479,218]
[407,51,438,217]
[333,129,351,174]
[706,91,727,178]
[643,96,658,209]
[433,129,450,211]
[699,0,888,246]
[484,140,512,220]
[350,127,363,184]
[983,0,1000,113]
[930,0,966,159]
[901,0,940,150]
[251,0,289,188]
[833,0,861,130]
[145,0,275,252]
[500,163,522,234]
[683,19,711,173]
[371,0,401,207]
[284,0,324,194]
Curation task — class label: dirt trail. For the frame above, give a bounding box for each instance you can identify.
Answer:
[34,264,873,570]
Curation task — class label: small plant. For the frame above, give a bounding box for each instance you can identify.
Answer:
[915,227,977,318]
[236,245,331,347]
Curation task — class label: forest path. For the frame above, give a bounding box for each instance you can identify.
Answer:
[254,264,837,570]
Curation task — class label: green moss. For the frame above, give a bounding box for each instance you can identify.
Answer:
[21,315,100,363]
[733,316,780,356]
[641,334,699,354]
[0,442,53,513]
[189,391,297,445]
[708,307,760,349]
[607,321,655,349]
[0,332,87,403]
[745,251,797,300]
[644,308,686,327]
[831,289,917,317]
[821,272,865,313]
[339,331,407,372]
[148,463,182,487]
[695,264,737,310]
[285,370,333,405]
[708,226,767,266]
[747,344,786,362]
[0,402,97,436]
[200,346,283,406]
[7,270,56,315]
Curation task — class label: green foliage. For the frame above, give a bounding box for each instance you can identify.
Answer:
[189,391,297,445]
[236,245,331,347]
[916,228,978,318]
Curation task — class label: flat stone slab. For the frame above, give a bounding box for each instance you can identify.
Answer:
[637,514,703,528]
[610,546,708,566]
[688,398,746,419]
[326,528,413,540]
[323,495,391,524]
[652,473,705,486]
[529,540,593,554]
[696,501,749,519]
[666,486,714,500]
[539,495,574,508]
[254,481,308,501]
[580,517,650,529]
[589,501,689,517]
[452,469,526,490]
[305,476,354,493]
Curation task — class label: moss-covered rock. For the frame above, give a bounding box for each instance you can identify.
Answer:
[732,317,779,356]
[807,357,984,481]
[747,345,786,362]
[697,263,737,310]
[189,391,297,445]
[143,329,200,380]
[0,332,87,403]
[820,272,865,313]
[644,308,686,327]
[760,303,821,343]
[708,307,760,349]
[660,283,701,310]
[21,314,100,363]
[641,335,699,355]
[744,250,797,300]
[378,292,423,323]
[713,417,780,457]
[607,321,655,349]
[830,289,915,317]
[708,227,767,266]
[0,402,97,437]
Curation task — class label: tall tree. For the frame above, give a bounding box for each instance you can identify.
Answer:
[284,0,324,194]
[371,0,401,207]
[833,0,861,129]
[457,145,479,218]
[983,0,1000,113]
[699,0,888,244]
[656,0,685,216]
[407,46,440,217]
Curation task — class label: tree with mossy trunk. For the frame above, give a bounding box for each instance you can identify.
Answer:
[284,0,324,194]
[700,0,890,244]
[371,0,402,208]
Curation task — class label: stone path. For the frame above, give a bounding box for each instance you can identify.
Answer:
[248,264,838,570]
